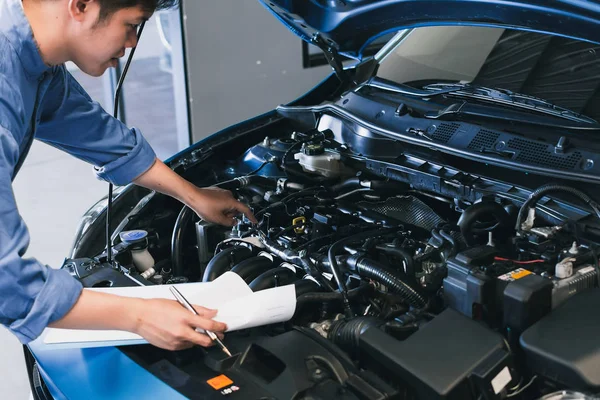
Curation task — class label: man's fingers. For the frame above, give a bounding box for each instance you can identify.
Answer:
[215,214,237,226]
[186,330,214,347]
[190,304,217,317]
[234,201,257,223]
[173,341,195,351]
[188,315,228,332]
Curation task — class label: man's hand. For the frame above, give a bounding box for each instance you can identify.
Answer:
[50,290,227,351]
[187,186,257,226]
[133,158,257,227]
[131,298,227,350]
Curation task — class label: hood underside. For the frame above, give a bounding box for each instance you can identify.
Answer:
[260,0,600,59]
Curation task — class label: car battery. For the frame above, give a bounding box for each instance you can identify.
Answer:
[444,246,553,331]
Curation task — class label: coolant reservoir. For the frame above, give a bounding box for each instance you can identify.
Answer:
[293,143,352,178]
[120,230,155,273]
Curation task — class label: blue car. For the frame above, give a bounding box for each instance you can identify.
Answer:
[25,1,600,399]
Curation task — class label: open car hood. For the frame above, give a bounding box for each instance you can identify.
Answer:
[259,0,600,59]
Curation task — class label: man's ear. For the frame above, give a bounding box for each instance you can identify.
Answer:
[67,0,96,22]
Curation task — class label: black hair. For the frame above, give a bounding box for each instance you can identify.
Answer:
[97,0,180,20]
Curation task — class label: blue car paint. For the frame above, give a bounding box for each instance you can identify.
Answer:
[27,1,600,398]
[28,339,186,399]
[260,0,600,59]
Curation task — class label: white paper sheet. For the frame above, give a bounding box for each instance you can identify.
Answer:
[39,271,296,349]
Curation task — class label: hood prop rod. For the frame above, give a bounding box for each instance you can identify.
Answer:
[106,22,146,266]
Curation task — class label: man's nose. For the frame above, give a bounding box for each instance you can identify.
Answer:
[125,30,138,48]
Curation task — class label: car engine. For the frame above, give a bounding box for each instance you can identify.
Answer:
[65,122,600,400]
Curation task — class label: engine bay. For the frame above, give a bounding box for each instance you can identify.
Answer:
[64,116,600,400]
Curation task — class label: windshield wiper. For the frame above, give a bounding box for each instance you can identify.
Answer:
[423,101,600,131]
[423,82,598,125]
[362,77,599,126]
[362,77,461,97]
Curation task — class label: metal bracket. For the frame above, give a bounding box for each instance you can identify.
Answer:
[555,136,568,154]
[311,33,349,83]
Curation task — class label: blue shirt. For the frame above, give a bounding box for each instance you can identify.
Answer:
[0,0,157,343]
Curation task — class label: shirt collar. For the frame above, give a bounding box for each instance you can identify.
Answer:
[0,0,52,80]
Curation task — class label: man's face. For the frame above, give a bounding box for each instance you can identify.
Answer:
[68,1,151,77]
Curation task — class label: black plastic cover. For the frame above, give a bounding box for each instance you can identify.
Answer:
[521,289,600,391]
[65,258,153,287]
[503,274,552,333]
[359,308,510,399]
[120,327,398,399]
[443,257,495,319]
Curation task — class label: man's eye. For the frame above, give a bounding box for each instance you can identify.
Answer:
[130,24,140,30]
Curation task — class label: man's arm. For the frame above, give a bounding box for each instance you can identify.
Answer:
[26,66,243,348]
[133,158,257,225]
[37,66,255,225]
[36,67,156,186]
[0,122,226,349]
[0,124,84,343]
[48,290,226,350]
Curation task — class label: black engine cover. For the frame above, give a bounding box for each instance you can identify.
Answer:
[521,289,600,391]
[359,308,512,400]
[121,328,397,400]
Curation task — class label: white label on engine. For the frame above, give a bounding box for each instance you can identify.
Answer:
[491,366,512,394]
[578,266,595,275]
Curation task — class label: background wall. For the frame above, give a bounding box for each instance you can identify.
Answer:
[181,1,331,142]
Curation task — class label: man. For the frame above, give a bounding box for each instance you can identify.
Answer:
[0,0,256,350]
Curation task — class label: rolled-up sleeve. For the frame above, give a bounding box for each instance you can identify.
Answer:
[35,66,156,186]
[0,125,83,343]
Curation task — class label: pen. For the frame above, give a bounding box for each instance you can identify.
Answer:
[169,286,233,357]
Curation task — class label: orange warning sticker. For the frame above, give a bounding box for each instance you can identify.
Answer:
[498,268,533,282]
[512,269,532,279]
[207,375,234,390]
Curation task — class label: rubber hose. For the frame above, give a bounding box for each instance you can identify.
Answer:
[215,175,275,191]
[430,229,445,248]
[384,320,419,338]
[375,245,415,277]
[294,278,322,297]
[354,257,426,309]
[439,230,457,257]
[328,228,395,307]
[458,201,510,246]
[515,183,600,230]
[171,205,196,277]
[296,283,371,305]
[329,317,383,353]
[230,256,273,283]
[370,180,407,192]
[202,246,253,282]
[249,266,298,291]
[284,181,306,191]
[243,184,267,199]
[331,177,361,193]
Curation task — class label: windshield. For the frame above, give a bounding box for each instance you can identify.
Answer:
[376,26,600,122]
